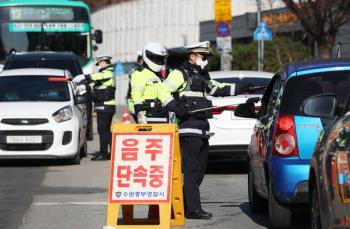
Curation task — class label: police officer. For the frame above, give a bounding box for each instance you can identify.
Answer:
[131,42,169,124]
[74,55,116,161]
[127,51,143,122]
[157,41,254,219]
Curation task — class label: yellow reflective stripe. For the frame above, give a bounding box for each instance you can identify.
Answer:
[230,84,235,95]
[178,128,203,135]
[157,70,185,104]
[104,100,116,105]
[193,50,210,53]
[163,80,178,91]
[163,96,174,106]
[131,70,147,103]
[209,80,219,95]
[132,86,145,91]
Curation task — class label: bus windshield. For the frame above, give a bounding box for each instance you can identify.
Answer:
[0,6,91,67]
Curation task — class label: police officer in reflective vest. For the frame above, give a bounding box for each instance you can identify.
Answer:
[74,55,116,161]
[157,41,254,219]
[131,42,169,124]
[127,51,143,122]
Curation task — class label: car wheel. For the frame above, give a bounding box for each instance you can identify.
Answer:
[310,180,322,229]
[248,161,267,213]
[66,139,81,165]
[268,180,291,229]
[80,135,88,157]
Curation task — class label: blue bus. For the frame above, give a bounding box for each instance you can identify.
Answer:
[0,0,102,74]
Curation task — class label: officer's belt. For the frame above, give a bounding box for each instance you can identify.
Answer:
[150,102,165,108]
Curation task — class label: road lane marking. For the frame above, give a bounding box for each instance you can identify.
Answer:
[113,117,122,124]
[33,202,107,206]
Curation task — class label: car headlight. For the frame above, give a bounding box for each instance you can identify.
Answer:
[52,105,73,123]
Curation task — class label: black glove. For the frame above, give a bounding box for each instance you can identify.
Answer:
[242,84,254,93]
[175,105,189,119]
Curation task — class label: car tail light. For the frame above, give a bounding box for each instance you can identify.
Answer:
[272,114,299,158]
[212,106,236,115]
[48,77,68,81]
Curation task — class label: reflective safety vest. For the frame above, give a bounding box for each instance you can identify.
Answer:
[86,64,116,114]
[131,67,169,123]
[127,63,143,115]
[157,63,237,138]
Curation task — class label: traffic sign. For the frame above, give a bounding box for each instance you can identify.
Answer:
[216,22,231,37]
[114,61,124,76]
[254,21,272,41]
[216,36,231,53]
[106,124,185,228]
[214,0,232,22]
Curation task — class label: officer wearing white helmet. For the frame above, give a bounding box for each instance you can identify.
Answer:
[131,42,169,124]
[157,41,254,219]
[73,55,116,161]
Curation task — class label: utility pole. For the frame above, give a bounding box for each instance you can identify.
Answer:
[257,0,262,71]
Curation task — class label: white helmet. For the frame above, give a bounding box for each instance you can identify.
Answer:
[142,42,168,72]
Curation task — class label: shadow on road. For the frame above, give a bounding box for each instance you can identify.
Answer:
[0,158,83,167]
[206,158,247,174]
[238,202,310,229]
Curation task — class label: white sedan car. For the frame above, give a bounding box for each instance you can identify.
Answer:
[0,68,88,164]
[208,70,273,159]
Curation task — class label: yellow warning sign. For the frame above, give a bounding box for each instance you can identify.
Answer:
[214,0,232,22]
[106,124,185,228]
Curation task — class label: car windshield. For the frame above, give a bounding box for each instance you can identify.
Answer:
[0,75,70,102]
[0,23,90,67]
[281,71,350,116]
[5,60,82,76]
[214,77,271,94]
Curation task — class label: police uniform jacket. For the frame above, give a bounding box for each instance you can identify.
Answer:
[158,61,245,138]
[131,65,168,123]
[127,63,143,115]
[85,64,116,114]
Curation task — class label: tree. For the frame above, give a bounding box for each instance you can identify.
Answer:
[230,37,310,72]
[283,0,350,59]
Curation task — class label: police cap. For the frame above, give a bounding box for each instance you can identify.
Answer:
[184,41,214,57]
[95,55,112,66]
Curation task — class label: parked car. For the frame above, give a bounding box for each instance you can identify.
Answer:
[0,68,89,164]
[208,70,273,159]
[234,58,350,228]
[3,52,94,141]
[302,93,350,229]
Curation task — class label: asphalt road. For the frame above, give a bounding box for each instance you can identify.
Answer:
[0,106,310,229]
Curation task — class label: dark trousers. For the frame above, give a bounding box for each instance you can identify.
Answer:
[97,112,113,157]
[180,136,209,213]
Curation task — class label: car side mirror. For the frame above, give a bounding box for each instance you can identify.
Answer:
[301,94,338,118]
[94,30,103,44]
[234,102,256,118]
[75,94,89,104]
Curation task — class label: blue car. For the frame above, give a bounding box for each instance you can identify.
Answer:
[235,58,350,228]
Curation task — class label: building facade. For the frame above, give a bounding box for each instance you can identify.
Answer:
[91,0,286,66]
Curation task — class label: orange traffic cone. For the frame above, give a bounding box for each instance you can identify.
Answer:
[122,108,131,124]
